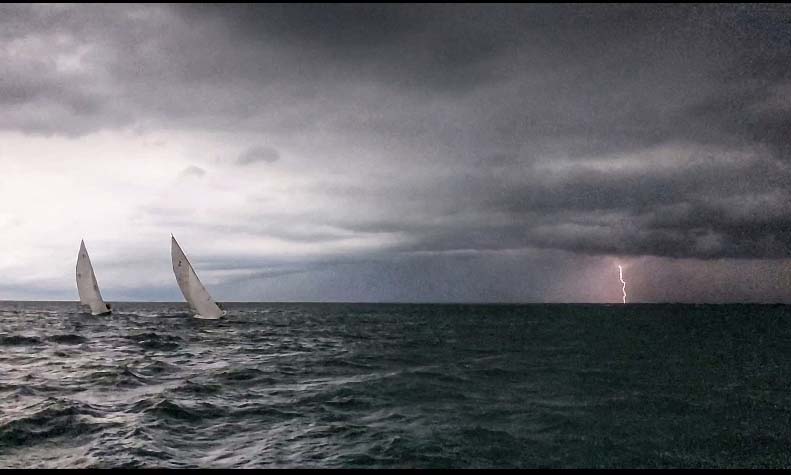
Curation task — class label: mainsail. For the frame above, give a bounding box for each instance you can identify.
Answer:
[76,240,111,315]
[171,235,224,319]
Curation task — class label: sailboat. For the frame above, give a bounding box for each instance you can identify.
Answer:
[171,235,225,319]
[76,240,112,316]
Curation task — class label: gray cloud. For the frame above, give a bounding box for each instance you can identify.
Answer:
[179,165,206,178]
[236,145,280,165]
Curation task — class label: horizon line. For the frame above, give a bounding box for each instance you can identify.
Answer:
[1,299,790,306]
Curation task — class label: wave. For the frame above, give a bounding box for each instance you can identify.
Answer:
[82,366,150,389]
[0,398,117,449]
[216,368,277,385]
[47,334,87,344]
[171,380,223,396]
[0,334,42,346]
[124,332,182,350]
[133,397,226,422]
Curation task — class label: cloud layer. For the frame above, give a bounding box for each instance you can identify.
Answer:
[1,4,791,302]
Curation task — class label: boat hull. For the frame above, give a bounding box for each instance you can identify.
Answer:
[192,310,226,320]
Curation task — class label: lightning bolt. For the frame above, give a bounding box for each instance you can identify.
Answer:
[618,264,627,304]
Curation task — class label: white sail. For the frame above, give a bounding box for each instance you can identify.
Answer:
[76,240,111,316]
[171,235,224,319]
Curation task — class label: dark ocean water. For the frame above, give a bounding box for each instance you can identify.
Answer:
[2,301,791,468]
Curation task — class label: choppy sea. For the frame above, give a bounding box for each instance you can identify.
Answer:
[1,301,790,468]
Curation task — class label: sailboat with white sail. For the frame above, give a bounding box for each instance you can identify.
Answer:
[76,240,112,315]
[171,235,225,319]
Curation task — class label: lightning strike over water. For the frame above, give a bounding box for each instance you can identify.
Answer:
[618,264,627,304]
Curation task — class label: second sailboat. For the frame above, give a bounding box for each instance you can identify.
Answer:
[171,235,225,319]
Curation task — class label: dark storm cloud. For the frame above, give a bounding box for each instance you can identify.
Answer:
[237,146,280,165]
[297,146,791,260]
[5,3,791,266]
[6,4,790,143]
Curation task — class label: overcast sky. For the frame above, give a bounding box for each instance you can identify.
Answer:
[2,4,791,303]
